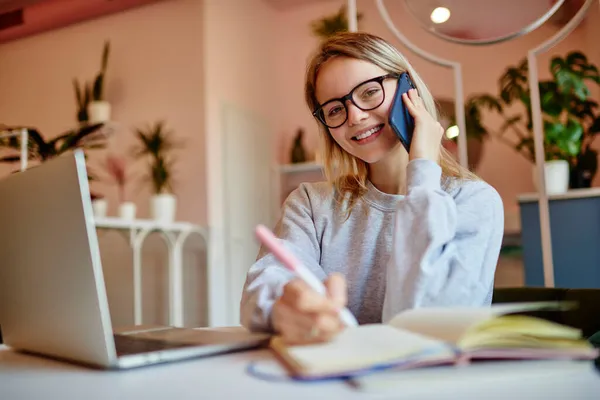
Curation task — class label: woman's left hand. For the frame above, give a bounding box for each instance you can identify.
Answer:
[402,88,444,162]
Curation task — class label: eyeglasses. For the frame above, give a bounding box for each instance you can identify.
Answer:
[312,73,400,129]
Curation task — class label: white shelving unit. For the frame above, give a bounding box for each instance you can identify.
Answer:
[271,162,325,220]
[277,162,323,174]
[94,217,209,328]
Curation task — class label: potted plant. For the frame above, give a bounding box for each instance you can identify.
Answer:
[0,122,111,211]
[102,153,136,220]
[0,122,110,164]
[73,79,92,124]
[88,40,111,124]
[290,128,307,164]
[481,51,600,193]
[310,5,363,40]
[131,120,181,223]
[91,192,108,218]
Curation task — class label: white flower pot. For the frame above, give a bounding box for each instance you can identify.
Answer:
[88,100,111,124]
[532,160,570,195]
[92,198,107,218]
[151,193,177,223]
[118,202,137,220]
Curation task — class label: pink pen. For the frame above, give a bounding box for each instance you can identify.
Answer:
[254,224,358,327]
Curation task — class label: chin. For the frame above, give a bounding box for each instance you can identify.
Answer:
[351,149,392,165]
[351,141,403,165]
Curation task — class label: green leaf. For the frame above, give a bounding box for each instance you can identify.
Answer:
[499,59,528,104]
[565,118,584,142]
[310,5,363,39]
[540,86,563,117]
[131,120,182,194]
[498,115,522,135]
[0,155,23,163]
[584,64,599,80]
[566,140,580,156]
[544,120,564,140]
[570,99,598,122]
[516,137,534,151]
[469,94,503,112]
[566,51,588,67]
[550,56,566,74]
[57,123,106,153]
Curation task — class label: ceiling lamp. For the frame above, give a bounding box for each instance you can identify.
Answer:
[430,7,451,24]
[445,125,459,139]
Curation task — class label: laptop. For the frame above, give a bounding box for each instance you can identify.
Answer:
[0,150,269,369]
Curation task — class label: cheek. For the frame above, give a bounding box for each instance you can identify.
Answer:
[378,96,393,119]
[328,127,348,146]
[328,128,358,154]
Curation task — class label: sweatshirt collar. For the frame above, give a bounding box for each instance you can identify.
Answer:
[363,180,404,211]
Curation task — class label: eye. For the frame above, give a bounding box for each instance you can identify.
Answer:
[356,84,382,102]
[327,105,344,117]
[362,87,381,98]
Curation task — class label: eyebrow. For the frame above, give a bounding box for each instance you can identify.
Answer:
[317,76,383,106]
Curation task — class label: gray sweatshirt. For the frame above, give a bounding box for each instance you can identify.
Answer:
[240,159,504,331]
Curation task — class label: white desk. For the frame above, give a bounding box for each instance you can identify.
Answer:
[1,345,599,399]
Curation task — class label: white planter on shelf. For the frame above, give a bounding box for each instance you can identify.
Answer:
[151,193,177,223]
[118,201,137,220]
[532,160,570,195]
[92,198,107,218]
[88,100,111,124]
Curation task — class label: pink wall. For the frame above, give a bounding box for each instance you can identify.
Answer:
[0,0,206,225]
[271,0,599,229]
[203,0,277,326]
[0,0,207,327]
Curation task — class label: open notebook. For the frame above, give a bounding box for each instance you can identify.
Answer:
[270,302,599,380]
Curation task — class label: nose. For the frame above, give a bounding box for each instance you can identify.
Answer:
[346,101,369,127]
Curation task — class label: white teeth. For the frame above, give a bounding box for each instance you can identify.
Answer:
[354,126,381,140]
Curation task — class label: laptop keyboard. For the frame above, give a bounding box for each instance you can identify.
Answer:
[113,334,195,356]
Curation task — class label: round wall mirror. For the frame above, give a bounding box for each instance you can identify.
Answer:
[402,0,583,45]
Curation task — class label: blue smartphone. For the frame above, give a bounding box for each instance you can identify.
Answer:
[388,72,416,152]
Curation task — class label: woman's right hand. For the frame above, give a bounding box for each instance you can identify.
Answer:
[271,272,348,345]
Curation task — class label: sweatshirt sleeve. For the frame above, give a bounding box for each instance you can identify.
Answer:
[382,158,504,323]
[239,184,325,332]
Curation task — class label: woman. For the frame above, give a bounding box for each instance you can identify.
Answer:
[240,32,504,344]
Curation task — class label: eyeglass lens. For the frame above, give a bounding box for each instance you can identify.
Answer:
[319,80,385,128]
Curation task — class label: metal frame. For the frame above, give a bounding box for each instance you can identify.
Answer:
[372,0,469,170]
[527,0,595,287]
[402,0,567,46]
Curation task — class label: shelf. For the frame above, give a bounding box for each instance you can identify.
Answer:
[94,217,203,232]
[517,187,600,203]
[277,162,323,174]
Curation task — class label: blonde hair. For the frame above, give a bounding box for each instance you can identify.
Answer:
[304,32,478,213]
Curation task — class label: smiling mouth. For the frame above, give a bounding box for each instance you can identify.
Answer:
[352,124,384,141]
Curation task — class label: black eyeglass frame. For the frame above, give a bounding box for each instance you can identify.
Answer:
[312,73,401,129]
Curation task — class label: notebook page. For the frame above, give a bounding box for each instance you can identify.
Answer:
[388,308,497,345]
[387,302,571,345]
[282,324,449,377]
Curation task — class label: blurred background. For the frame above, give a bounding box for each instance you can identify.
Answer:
[0,0,598,329]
